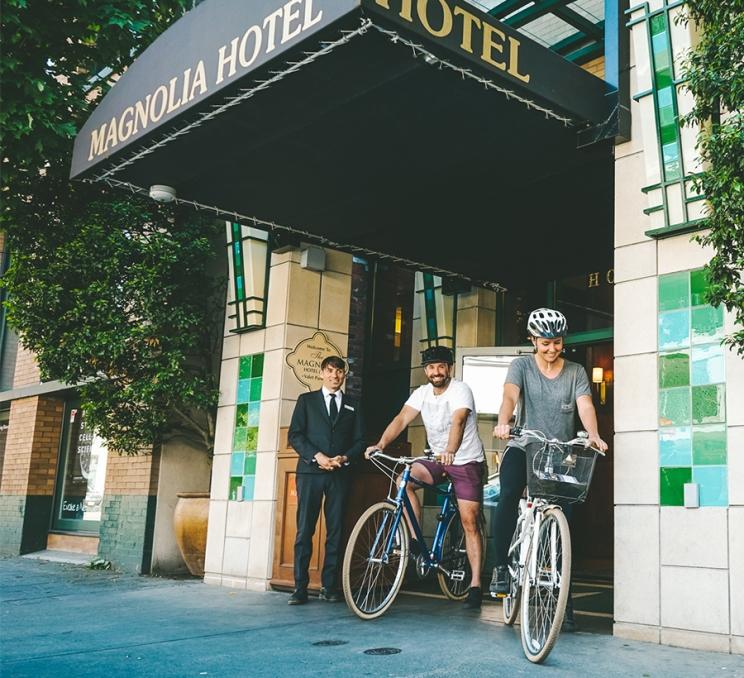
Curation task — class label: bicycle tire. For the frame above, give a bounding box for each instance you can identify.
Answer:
[520,507,571,664]
[437,511,486,600]
[342,502,409,620]
[502,521,523,625]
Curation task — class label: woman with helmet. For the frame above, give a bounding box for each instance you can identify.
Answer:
[489,308,608,629]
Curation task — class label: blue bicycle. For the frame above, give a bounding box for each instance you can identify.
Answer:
[342,449,484,620]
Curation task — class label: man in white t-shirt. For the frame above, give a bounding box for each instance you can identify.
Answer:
[365,345,485,609]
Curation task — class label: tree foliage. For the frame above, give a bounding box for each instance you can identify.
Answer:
[681,0,744,355]
[1,1,226,454]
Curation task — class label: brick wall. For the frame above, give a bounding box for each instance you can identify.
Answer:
[0,396,64,555]
[97,448,160,573]
[12,345,41,389]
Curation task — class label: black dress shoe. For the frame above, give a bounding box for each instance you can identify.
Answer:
[319,587,342,602]
[288,589,308,605]
[463,586,482,609]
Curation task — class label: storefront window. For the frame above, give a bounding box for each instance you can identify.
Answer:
[52,405,108,531]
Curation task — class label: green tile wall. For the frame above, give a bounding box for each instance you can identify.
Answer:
[658,270,727,506]
[229,354,263,501]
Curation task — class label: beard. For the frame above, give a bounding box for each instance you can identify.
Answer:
[427,374,450,387]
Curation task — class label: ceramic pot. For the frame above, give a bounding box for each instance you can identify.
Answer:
[173,492,210,576]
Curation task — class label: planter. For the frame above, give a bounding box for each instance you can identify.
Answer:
[173,492,210,577]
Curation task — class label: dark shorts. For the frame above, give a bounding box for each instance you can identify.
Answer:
[413,459,484,503]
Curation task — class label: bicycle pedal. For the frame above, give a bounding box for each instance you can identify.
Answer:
[489,592,507,599]
[451,570,465,582]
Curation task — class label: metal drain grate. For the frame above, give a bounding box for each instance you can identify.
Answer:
[312,640,348,647]
[363,647,402,655]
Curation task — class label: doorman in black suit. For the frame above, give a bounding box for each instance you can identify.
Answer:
[287,355,365,605]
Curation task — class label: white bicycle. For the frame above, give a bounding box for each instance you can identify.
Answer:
[495,427,604,664]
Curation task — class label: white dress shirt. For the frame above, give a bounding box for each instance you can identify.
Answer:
[321,387,343,417]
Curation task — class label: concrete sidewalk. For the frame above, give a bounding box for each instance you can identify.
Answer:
[1,557,742,678]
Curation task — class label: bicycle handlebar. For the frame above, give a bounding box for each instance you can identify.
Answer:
[509,427,605,456]
[367,449,444,465]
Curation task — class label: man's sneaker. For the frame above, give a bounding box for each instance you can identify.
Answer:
[562,598,577,632]
[288,589,308,605]
[464,586,482,609]
[318,587,342,602]
[489,565,509,596]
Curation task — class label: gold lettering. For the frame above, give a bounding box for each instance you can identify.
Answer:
[417,0,453,37]
[606,269,615,284]
[189,60,207,101]
[133,95,151,134]
[166,76,181,113]
[239,26,262,67]
[373,0,390,7]
[149,85,168,123]
[588,272,600,288]
[117,106,134,142]
[507,36,530,83]
[282,0,302,42]
[263,8,284,53]
[303,0,323,29]
[453,6,481,54]
[181,68,192,104]
[399,0,414,21]
[216,37,239,84]
[104,115,118,151]
[88,123,107,160]
[481,23,506,70]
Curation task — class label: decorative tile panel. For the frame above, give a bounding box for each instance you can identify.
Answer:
[657,270,727,506]
[229,353,263,501]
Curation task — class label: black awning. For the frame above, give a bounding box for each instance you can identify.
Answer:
[71,0,616,288]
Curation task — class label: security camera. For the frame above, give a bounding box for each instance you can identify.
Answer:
[149,185,177,203]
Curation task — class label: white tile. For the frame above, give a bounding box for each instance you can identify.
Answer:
[614,354,658,433]
[615,152,653,247]
[265,261,290,327]
[725,344,744,427]
[222,537,250,578]
[264,324,285,351]
[730,427,744,506]
[319,271,352,334]
[286,264,321,328]
[614,241,657,284]
[660,628,730,653]
[324,248,352,275]
[731,508,744,636]
[225,500,253,539]
[260,349,284,401]
[221,574,247,589]
[204,500,227,574]
[613,622,660,644]
[203,573,222,587]
[213,405,235,456]
[257,398,279,452]
[614,431,659,505]
[658,232,715,275]
[660,507,728,568]
[254,451,278,502]
[221,334,240,360]
[615,506,660,625]
[209,455,231,502]
[279,399,297,429]
[615,277,658,357]
[660,565,729,634]
[246,500,275,579]
[218,358,238,407]
[732,635,744,655]
[239,330,265,357]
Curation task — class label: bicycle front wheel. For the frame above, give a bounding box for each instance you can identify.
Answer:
[342,502,409,620]
[520,508,571,664]
[436,511,485,600]
[502,522,523,625]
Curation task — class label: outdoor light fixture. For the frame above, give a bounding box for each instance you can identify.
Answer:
[592,367,607,406]
[149,184,177,203]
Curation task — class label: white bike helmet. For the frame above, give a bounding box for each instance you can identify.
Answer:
[527,308,567,338]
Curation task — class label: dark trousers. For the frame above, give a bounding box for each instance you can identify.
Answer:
[294,472,349,592]
[493,446,574,567]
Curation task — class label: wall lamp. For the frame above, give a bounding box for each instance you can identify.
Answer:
[592,367,608,405]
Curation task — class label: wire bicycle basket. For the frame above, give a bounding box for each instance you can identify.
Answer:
[525,439,600,504]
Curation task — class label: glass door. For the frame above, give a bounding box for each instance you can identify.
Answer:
[52,402,109,533]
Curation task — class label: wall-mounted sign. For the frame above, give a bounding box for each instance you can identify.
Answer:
[286,331,345,390]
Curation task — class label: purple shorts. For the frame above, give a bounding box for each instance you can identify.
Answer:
[412,459,484,503]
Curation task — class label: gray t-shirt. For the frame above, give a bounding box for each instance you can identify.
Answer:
[505,355,591,448]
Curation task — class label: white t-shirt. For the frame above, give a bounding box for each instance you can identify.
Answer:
[405,379,484,465]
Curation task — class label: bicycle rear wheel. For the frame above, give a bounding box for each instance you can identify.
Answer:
[502,522,523,625]
[520,508,571,664]
[437,511,486,600]
[342,502,409,620]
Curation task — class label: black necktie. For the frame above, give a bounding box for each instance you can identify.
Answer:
[329,392,338,420]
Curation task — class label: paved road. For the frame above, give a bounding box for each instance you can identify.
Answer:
[1,557,742,677]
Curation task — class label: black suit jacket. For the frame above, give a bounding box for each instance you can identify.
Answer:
[288,390,365,475]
